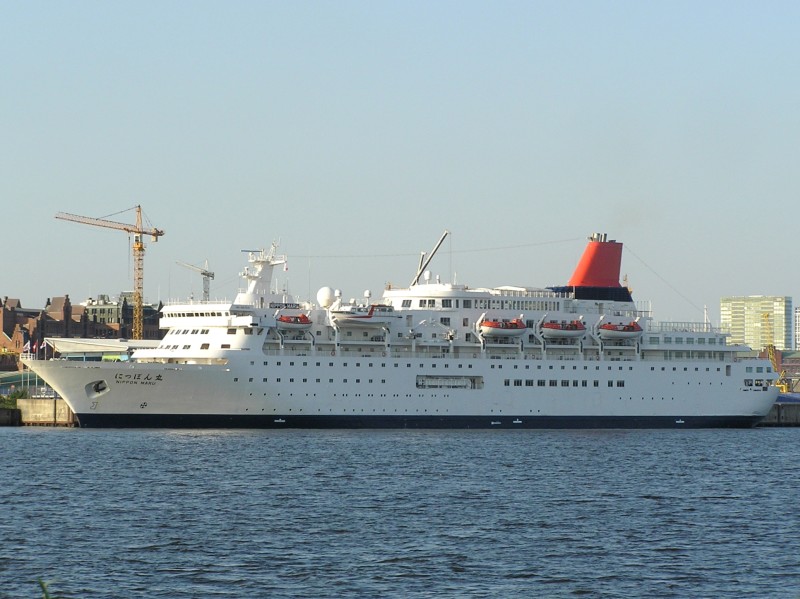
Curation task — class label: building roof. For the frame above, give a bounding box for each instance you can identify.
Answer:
[44,337,159,355]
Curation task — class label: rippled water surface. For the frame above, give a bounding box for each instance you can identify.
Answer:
[2,427,799,598]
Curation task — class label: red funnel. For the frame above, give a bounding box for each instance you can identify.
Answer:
[567,235,622,288]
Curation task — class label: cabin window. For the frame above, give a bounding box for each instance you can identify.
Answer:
[227,329,236,335]
[463,300,472,308]
[440,317,451,326]
[442,299,452,308]
[402,300,411,307]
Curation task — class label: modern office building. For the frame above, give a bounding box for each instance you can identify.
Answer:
[795,306,800,351]
[720,296,793,351]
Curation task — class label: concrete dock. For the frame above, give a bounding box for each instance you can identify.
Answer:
[759,401,800,427]
[16,398,76,427]
[0,408,21,426]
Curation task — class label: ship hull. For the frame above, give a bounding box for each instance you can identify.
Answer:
[73,412,765,429]
[23,357,778,430]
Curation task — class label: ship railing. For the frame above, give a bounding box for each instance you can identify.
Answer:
[163,298,233,306]
[647,321,719,334]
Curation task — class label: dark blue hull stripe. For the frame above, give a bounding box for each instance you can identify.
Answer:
[74,413,764,429]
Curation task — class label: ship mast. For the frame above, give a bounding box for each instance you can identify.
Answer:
[410,230,449,286]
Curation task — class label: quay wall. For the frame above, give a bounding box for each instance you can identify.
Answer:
[0,408,21,426]
[17,398,76,427]
[760,402,800,427]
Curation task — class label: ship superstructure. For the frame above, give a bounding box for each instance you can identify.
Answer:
[23,233,779,428]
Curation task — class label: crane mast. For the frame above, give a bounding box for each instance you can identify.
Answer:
[55,205,164,339]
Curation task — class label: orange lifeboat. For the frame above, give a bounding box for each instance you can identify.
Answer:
[541,320,586,339]
[480,318,527,337]
[598,321,642,340]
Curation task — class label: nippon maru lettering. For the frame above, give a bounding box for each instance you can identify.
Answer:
[23,232,778,428]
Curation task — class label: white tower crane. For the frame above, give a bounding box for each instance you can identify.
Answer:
[176,260,214,302]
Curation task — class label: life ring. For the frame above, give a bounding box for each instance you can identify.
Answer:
[331,350,336,356]
[382,351,386,357]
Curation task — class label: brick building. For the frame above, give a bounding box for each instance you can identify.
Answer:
[0,294,162,370]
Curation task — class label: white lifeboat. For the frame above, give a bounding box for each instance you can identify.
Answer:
[541,319,586,339]
[479,318,527,337]
[276,314,312,331]
[598,321,643,340]
[331,304,398,327]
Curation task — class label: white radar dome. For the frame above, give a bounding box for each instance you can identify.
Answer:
[316,286,336,309]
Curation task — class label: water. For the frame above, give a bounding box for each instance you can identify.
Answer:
[2,427,799,598]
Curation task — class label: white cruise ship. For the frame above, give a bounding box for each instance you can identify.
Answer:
[22,232,778,428]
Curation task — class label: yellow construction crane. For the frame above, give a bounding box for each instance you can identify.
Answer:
[762,312,791,393]
[55,205,164,339]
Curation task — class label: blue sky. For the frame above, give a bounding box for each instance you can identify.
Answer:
[2,1,798,324]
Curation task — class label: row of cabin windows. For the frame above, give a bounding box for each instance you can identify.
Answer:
[400,299,561,311]
[263,361,475,369]
[169,311,229,317]
[168,329,210,335]
[234,377,388,384]
[158,343,219,350]
[254,361,724,373]
[744,379,768,386]
[504,379,624,388]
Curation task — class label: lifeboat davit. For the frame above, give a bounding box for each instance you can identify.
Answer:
[598,321,643,340]
[276,314,312,331]
[331,304,398,327]
[541,319,586,339]
[480,318,527,337]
